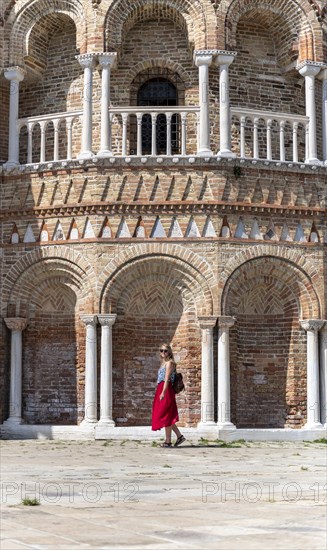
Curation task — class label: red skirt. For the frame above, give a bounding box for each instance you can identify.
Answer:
[152,381,179,431]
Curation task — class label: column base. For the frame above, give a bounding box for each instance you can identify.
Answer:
[217,422,236,430]
[302,422,324,430]
[197,149,213,157]
[198,421,216,428]
[305,158,322,165]
[97,150,114,158]
[78,151,94,160]
[97,419,115,426]
[80,418,97,426]
[3,161,20,170]
[217,150,236,158]
[3,417,23,425]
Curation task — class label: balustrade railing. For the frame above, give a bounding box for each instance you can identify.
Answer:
[109,106,199,157]
[231,108,309,163]
[18,111,82,164]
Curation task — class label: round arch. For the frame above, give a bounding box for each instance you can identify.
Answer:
[7,0,86,66]
[103,0,217,52]
[2,246,96,316]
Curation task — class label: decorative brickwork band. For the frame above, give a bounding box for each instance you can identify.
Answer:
[98,314,117,425]
[300,319,324,429]
[217,316,236,430]
[4,317,28,424]
[4,67,25,169]
[198,316,217,425]
[81,315,98,423]
[319,322,327,427]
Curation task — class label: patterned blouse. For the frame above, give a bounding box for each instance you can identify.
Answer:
[157,364,176,385]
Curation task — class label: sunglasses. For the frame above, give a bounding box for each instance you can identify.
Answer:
[160,349,169,353]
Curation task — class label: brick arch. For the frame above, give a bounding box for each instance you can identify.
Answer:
[7,0,86,65]
[30,277,77,312]
[221,256,320,319]
[104,0,217,51]
[2,246,96,316]
[99,244,216,316]
[124,58,192,93]
[219,0,323,62]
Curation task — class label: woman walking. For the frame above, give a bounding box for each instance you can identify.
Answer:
[152,343,185,447]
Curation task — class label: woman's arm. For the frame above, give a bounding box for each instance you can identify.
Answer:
[159,361,174,400]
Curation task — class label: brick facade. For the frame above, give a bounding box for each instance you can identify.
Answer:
[0,0,326,431]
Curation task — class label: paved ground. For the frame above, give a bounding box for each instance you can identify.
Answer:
[0,437,326,549]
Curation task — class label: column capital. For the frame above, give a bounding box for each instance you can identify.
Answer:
[76,53,97,69]
[194,51,213,66]
[4,66,25,82]
[80,314,97,327]
[4,318,28,331]
[297,61,322,78]
[97,52,117,69]
[300,319,325,332]
[198,316,217,330]
[318,66,327,81]
[214,51,237,66]
[98,314,117,327]
[218,316,236,330]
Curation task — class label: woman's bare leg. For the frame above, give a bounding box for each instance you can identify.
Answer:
[165,425,172,443]
[172,424,182,438]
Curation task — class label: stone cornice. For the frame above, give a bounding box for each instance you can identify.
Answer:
[297,60,326,71]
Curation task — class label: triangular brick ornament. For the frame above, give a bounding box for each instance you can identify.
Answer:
[10,223,20,244]
[295,183,307,206]
[280,222,292,242]
[23,223,36,243]
[52,220,65,241]
[133,217,146,238]
[68,219,80,240]
[219,216,231,238]
[150,217,166,238]
[308,222,320,243]
[39,221,50,242]
[185,217,200,237]
[83,218,96,239]
[251,180,264,203]
[267,181,277,204]
[168,217,183,237]
[182,176,197,200]
[264,221,277,241]
[249,219,262,240]
[198,176,214,201]
[99,217,112,238]
[166,176,181,201]
[234,217,248,239]
[116,217,131,238]
[150,176,165,202]
[202,216,217,237]
[294,223,306,242]
[133,176,149,202]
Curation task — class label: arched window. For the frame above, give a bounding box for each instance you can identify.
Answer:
[137,77,179,155]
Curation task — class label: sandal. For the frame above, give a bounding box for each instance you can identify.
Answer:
[174,435,186,447]
[159,442,172,447]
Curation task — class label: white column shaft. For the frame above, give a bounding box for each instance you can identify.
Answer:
[240,117,246,158]
[136,114,142,156]
[77,54,96,159]
[166,114,172,156]
[217,317,236,429]
[253,118,259,159]
[53,120,59,161]
[293,123,298,163]
[200,327,215,424]
[98,314,117,425]
[151,113,157,156]
[266,120,272,160]
[320,325,327,426]
[4,68,25,167]
[181,114,187,155]
[306,329,321,427]
[299,64,321,164]
[9,330,23,421]
[194,54,212,156]
[81,316,98,423]
[122,114,128,156]
[97,53,116,157]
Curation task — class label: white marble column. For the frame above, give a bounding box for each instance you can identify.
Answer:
[4,67,25,168]
[215,51,237,158]
[194,51,213,156]
[217,316,236,430]
[198,316,217,426]
[300,319,324,429]
[76,53,97,159]
[320,322,327,427]
[298,62,321,164]
[98,314,117,425]
[81,315,98,423]
[97,52,117,158]
[318,67,327,164]
[4,318,28,423]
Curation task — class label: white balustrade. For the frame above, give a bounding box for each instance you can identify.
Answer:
[18,111,82,164]
[109,106,199,157]
[231,108,309,163]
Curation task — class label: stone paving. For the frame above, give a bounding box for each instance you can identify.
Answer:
[0,438,326,549]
